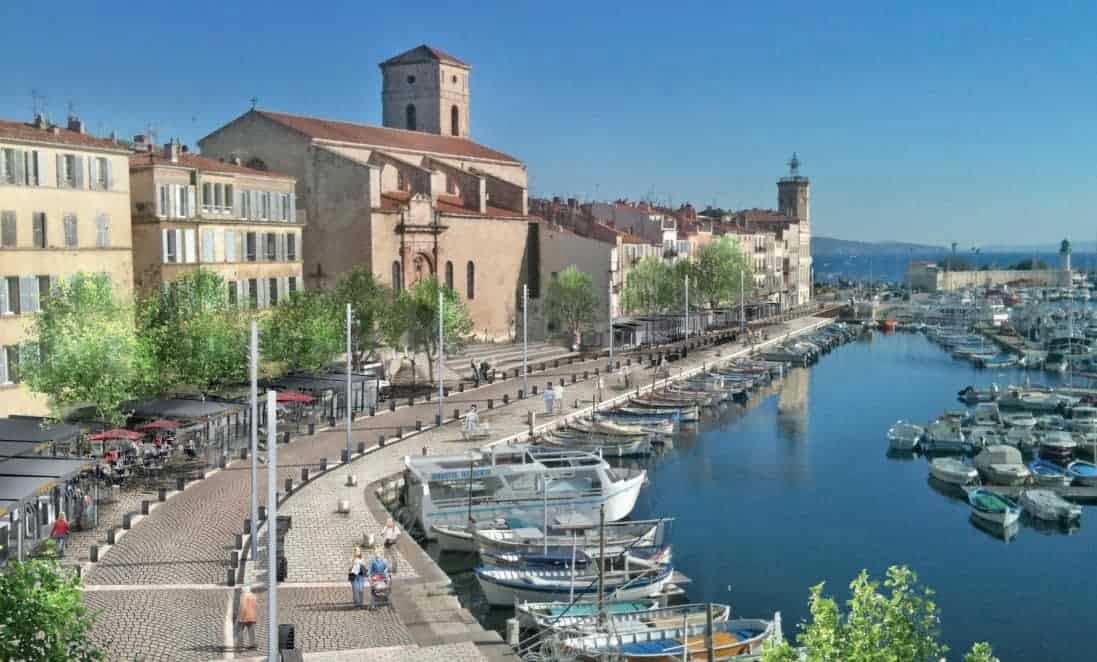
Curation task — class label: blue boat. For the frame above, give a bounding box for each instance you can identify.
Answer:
[1067,460,1097,486]
[1029,459,1072,487]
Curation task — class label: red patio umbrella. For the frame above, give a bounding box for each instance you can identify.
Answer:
[87,428,144,441]
[276,390,316,404]
[135,419,180,431]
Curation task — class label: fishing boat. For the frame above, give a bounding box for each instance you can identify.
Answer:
[474,563,674,606]
[431,523,479,553]
[886,421,923,451]
[958,384,1000,404]
[1067,460,1097,486]
[1002,412,1037,429]
[561,614,780,661]
[520,602,731,635]
[999,387,1079,413]
[1039,431,1077,463]
[974,445,1030,486]
[929,458,978,485]
[404,447,646,538]
[540,431,653,457]
[972,402,1002,426]
[1071,406,1097,434]
[474,518,668,556]
[924,419,967,453]
[967,488,1021,527]
[1019,489,1082,522]
[1029,459,1073,487]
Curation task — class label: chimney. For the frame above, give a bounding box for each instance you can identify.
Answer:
[231,154,242,166]
[109,130,118,144]
[66,115,86,134]
[163,139,180,163]
[567,197,578,210]
[33,113,48,130]
[181,144,189,153]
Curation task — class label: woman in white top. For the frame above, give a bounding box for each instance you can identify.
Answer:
[381,517,400,572]
[349,546,366,608]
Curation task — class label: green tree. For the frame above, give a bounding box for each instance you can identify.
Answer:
[0,559,105,661]
[332,268,391,368]
[20,273,152,425]
[545,266,598,344]
[382,277,472,384]
[963,642,1001,662]
[262,289,343,374]
[620,256,674,314]
[762,565,947,662]
[138,270,248,395]
[691,236,753,309]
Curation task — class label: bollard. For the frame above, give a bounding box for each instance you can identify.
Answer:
[408,396,415,407]
[235,533,243,549]
[488,399,494,410]
[176,476,186,491]
[240,448,248,460]
[158,487,167,502]
[560,378,565,387]
[244,517,252,535]
[518,389,524,399]
[583,370,589,379]
[626,358,631,367]
[107,527,118,544]
[435,414,441,426]
[453,408,460,420]
[357,441,366,454]
[458,382,465,393]
[594,368,599,376]
[425,390,431,402]
[571,374,578,384]
[329,416,337,427]
[547,382,553,391]
[378,434,386,447]
[258,506,267,521]
[141,500,151,515]
[389,400,396,412]
[568,357,574,365]
[90,544,99,562]
[346,474,358,487]
[351,411,357,421]
[285,478,294,495]
[341,449,350,463]
[397,426,403,438]
[369,406,375,417]
[231,550,240,568]
[416,420,422,432]
[219,455,227,469]
[554,359,559,368]
[532,385,538,395]
[226,567,236,586]
[281,431,290,445]
[539,362,546,371]
[503,394,509,405]
[308,423,316,435]
[422,446,429,456]
[320,458,327,471]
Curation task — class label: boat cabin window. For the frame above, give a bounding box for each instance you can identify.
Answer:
[504,473,538,492]
[427,475,504,501]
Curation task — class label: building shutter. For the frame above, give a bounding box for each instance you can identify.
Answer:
[0,278,7,315]
[233,190,242,218]
[105,158,113,190]
[64,214,78,247]
[12,150,25,185]
[88,158,99,189]
[20,276,36,313]
[175,229,185,262]
[0,345,7,384]
[30,151,41,186]
[55,154,64,187]
[183,229,196,263]
[289,193,296,222]
[162,229,170,262]
[187,186,197,218]
[73,156,85,188]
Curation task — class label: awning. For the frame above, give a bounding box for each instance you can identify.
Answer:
[0,416,81,444]
[87,429,144,441]
[0,457,90,480]
[0,440,53,458]
[276,390,316,404]
[135,419,180,431]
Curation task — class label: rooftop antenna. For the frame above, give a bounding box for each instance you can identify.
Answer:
[30,88,43,117]
[146,122,159,147]
[250,96,259,110]
[66,100,76,118]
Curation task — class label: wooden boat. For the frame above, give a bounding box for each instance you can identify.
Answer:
[568,418,654,438]
[474,564,674,606]
[474,518,667,556]
[516,599,660,631]
[1067,460,1097,486]
[1019,489,1082,522]
[1028,459,1072,487]
[541,432,653,457]
[562,614,778,661]
[432,523,478,553]
[929,458,977,485]
[974,445,1029,486]
[522,602,731,635]
[967,488,1021,527]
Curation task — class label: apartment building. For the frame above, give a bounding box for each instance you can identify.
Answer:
[129,142,303,308]
[0,114,134,416]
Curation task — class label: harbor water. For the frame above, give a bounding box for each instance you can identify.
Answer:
[439,331,1096,660]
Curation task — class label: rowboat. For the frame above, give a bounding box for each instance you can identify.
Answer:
[561,614,779,661]
[474,564,674,606]
[1019,489,1082,522]
[967,488,1021,527]
[521,601,731,635]
[1067,460,1097,486]
[929,458,978,485]
[474,518,668,556]
[1029,459,1073,487]
[540,432,653,457]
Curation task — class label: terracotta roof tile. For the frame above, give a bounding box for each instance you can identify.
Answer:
[380,190,525,219]
[0,118,127,152]
[255,110,519,164]
[128,151,293,179]
[381,44,469,68]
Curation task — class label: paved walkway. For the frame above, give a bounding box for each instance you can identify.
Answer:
[81,312,830,660]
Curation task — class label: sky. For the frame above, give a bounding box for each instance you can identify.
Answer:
[1,1,1094,246]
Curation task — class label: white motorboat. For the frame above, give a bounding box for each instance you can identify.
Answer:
[887,421,923,451]
[999,387,1079,413]
[925,419,966,452]
[972,402,1002,426]
[1019,489,1082,522]
[561,614,780,661]
[1071,406,1097,434]
[431,523,478,553]
[929,458,978,485]
[404,447,646,538]
[1002,412,1037,429]
[974,445,1030,486]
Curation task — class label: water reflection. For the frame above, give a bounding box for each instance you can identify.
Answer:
[1022,513,1082,537]
[777,367,810,441]
[968,514,1020,543]
[926,475,969,503]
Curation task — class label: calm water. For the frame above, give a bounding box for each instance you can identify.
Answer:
[630,332,1095,661]
[815,250,1097,283]
[439,333,1097,660]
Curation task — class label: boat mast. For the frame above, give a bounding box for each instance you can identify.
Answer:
[598,503,606,614]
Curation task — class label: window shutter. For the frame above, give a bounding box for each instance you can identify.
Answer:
[289,193,296,222]
[64,214,77,247]
[32,151,41,186]
[0,278,7,315]
[74,156,85,188]
[0,150,6,182]
[175,229,184,262]
[12,150,25,185]
[187,186,197,218]
[89,158,99,189]
[162,229,170,262]
[56,154,64,187]
[251,191,260,220]
[156,186,163,216]
[97,214,110,248]
[233,189,242,218]
[0,345,7,384]
[105,158,113,190]
[280,277,288,300]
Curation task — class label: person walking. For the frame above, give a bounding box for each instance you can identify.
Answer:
[367,545,391,609]
[543,384,555,415]
[470,359,480,387]
[597,376,605,404]
[554,383,566,414]
[49,512,70,557]
[381,517,400,573]
[349,547,366,608]
[463,404,481,439]
[621,364,632,390]
[235,586,258,650]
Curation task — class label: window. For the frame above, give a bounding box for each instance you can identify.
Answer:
[241,190,251,219]
[164,230,178,263]
[268,277,279,306]
[202,182,212,209]
[37,276,51,303]
[3,277,18,314]
[227,282,238,306]
[451,105,460,136]
[2,346,19,383]
[32,213,46,248]
[445,175,457,195]
[224,230,237,262]
[286,233,297,261]
[245,232,257,262]
[247,279,258,309]
[200,229,215,262]
[288,276,298,294]
[59,154,78,188]
[90,157,110,190]
[280,194,290,221]
[466,261,475,300]
[445,261,454,289]
[265,233,277,261]
[405,104,416,131]
[1,211,15,247]
[224,184,234,213]
[95,215,110,248]
[397,170,407,191]
[158,186,169,217]
[0,149,18,184]
[215,183,225,209]
[261,192,271,220]
[392,260,402,292]
[63,214,78,247]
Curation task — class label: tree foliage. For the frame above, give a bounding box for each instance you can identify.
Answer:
[963,642,1001,662]
[138,270,248,395]
[620,256,675,314]
[1008,258,1048,271]
[0,559,105,661]
[20,273,152,425]
[762,565,947,662]
[332,268,391,367]
[262,289,344,375]
[545,266,598,342]
[690,236,753,309]
[382,277,473,383]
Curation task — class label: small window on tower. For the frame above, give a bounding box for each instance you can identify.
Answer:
[407,75,416,84]
[451,75,457,83]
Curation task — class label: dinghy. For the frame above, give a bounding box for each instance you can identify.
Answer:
[474,518,667,556]
[1020,489,1082,522]
[1067,460,1097,486]
[561,614,779,661]
[474,564,674,606]
[515,599,660,631]
[519,601,729,634]
[929,458,978,485]
[1029,459,1072,487]
[967,488,1021,527]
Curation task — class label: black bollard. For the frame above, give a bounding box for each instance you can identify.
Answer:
[389,400,396,412]
[487,399,494,410]
[453,408,460,420]
[503,394,509,405]
[357,441,366,454]
[308,423,316,435]
[90,544,99,562]
[226,568,236,586]
[340,449,350,463]
[141,500,151,515]
[416,420,422,432]
[244,517,252,535]
[158,488,167,502]
[107,527,117,544]
[319,458,327,471]
[284,478,293,495]
[435,414,441,426]
[176,476,186,491]
[378,434,386,447]
[122,513,132,530]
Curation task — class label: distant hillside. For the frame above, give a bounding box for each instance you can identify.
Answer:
[812,236,944,257]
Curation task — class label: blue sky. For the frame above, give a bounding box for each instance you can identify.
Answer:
[1,1,1094,246]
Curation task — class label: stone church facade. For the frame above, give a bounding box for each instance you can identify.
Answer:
[198,45,533,339]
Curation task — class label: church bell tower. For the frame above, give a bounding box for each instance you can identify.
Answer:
[380,44,471,138]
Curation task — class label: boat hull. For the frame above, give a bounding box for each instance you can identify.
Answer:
[431,524,478,553]
[475,568,673,607]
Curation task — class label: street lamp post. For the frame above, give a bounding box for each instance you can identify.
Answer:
[438,288,444,425]
[249,320,259,560]
[265,389,278,662]
[522,284,528,396]
[345,303,352,462]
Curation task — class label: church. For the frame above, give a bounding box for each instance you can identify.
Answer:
[198,45,535,340]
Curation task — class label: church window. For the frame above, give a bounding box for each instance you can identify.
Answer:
[466,261,475,300]
[445,261,454,289]
[451,75,457,84]
[405,104,417,131]
[451,105,460,136]
[392,260,403,292]
[407,75,415,84]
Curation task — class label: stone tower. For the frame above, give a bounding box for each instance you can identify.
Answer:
[777,153,813,304]
[380,45,471,138]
